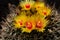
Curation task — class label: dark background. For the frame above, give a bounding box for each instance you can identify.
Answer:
[0,0,60,22]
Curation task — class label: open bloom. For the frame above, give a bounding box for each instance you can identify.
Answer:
[20,0,35,10]
[36,20,48,32]
[13,14,27,28]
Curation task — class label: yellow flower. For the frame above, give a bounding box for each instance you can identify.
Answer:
[13,14,27,28]
[19,0,35,10]
[34,2,45,10]
[21,16,36,33]
[35,18,49,32]
[42,7,51,16]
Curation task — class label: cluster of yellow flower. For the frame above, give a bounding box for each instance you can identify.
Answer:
[13,0,51,33]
